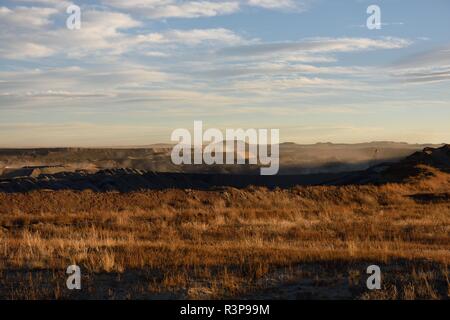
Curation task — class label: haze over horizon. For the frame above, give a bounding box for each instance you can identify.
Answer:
[1,0,450,147]
[0,141,446,149]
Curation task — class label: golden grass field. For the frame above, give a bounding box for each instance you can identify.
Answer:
[0,165,449,299]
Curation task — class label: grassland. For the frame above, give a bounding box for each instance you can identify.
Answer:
[0,165,449,299]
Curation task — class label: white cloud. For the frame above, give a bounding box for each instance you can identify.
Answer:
[102,0,240,19]
[157,28,245,45]
[10,0,71,10]
[0,5,57,29]
[101,0,312,19]
[0,6,57,59]
[0,9,143,59]
[0,42,55,59]
[0,4,247,60]
[11,0,70,5]
[247,0,298,10]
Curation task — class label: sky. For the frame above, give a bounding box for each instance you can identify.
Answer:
[0,0,449,147]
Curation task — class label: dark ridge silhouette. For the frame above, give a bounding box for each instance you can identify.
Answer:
[379,144,450,182]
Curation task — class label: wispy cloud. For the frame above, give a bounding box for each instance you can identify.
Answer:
[100,0,311,19]
[219,37,412,57]
[391,45,450,83]
[101,0,240,19]
[246,0,303,10]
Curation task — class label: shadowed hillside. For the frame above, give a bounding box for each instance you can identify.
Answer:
[0,145,448,193]
[0,142,442,176]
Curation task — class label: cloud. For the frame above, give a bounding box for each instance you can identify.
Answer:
[102,0,240,19]
[9,0,71,9]
[137,28,246,46]
[230,76,360,94]
[220,37,412,57]
[192,62,371,79]
[391,46,450,83]
[0,5,57,29]
[101,0,313,19]
[200,37,410,88]
[395,68,450,84]
[0,64,172,99]
[0,8,143,59]
[50,10,142,57]
[0,6,58,59]
[54,10,143,57]
[13,0,313,16]
[0,4,247,59]
[2,90,114,98]
[0,42,55,59]
[246,0,298,9]
[393,45,450,69]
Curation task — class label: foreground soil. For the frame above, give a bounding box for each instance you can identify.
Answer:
[0,166,449,299]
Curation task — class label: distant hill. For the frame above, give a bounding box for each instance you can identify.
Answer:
[0,142,443,176]
[378,144,450,182]
[0,145,448,193]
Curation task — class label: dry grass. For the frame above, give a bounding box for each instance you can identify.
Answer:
[0,167,449,299]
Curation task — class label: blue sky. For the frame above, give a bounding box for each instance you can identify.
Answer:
[0,0,449,146]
